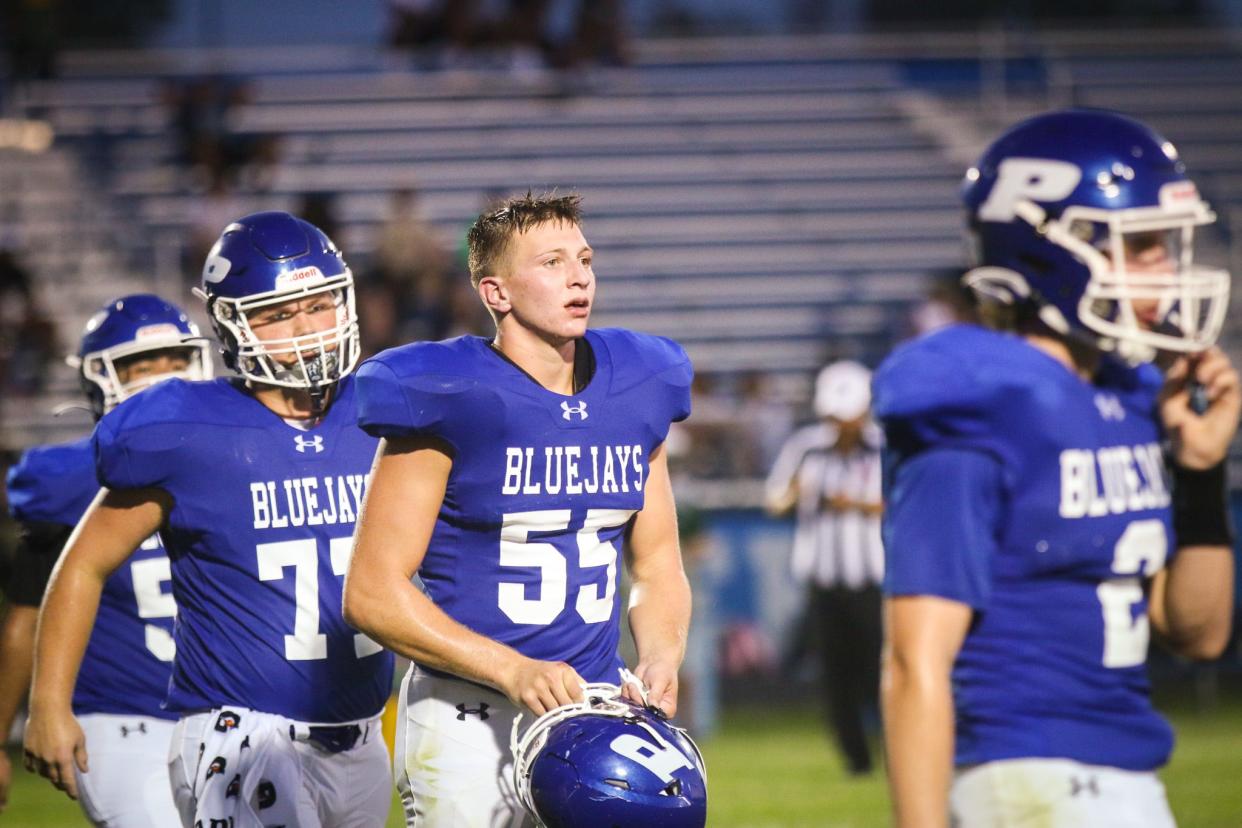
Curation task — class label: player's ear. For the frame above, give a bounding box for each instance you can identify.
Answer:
[478,275,511,314]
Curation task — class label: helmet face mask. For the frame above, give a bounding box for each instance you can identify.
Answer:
[208,276,359,391]
[197,211,360,397]
[961,108,1230,362]
[72,294,213,418]
[511,684,708,828]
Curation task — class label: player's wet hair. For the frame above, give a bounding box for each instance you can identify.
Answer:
[467,191,583,288]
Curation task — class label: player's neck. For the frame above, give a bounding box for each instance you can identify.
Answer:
[250,382,330,421]
[1023,332,1098,380]
[492,327,577,395]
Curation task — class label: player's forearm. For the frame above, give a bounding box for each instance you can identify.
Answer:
[344,573,525,692]
[0,605,38,735]
[1156,545,1234,659]
[882,650,954,828]
[627,569,691,669]
[29,562,104,715]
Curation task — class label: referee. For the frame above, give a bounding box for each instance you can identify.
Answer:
[765,359,884,776]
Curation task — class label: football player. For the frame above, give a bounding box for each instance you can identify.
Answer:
[0,294,210,824]
[343,192,696,826]
[876,109,1239,827]
[23,213,395,827]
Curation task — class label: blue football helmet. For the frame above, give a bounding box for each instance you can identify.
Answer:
[511,684,708,828]
[961,108,1229,360]
[194,211,360,399]
[70,293,212,418]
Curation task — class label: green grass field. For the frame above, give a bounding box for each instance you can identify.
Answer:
[4,697,1241,826]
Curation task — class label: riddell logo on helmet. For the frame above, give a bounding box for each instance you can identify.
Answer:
[275,266,326,287]
[135,323,181,339]
[1159,181,1199,207]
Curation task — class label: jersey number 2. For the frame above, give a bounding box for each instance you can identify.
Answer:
[1097,519,1168,668]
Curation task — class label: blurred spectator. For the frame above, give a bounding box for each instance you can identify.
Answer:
[3,0,61,81]
[558,0,629,68]
[296,192,341,247]
[388,0,618,74]
[681,372,744,479]
[0,247,59,397]
[765,360,884,776]
[370,189,452,345]
[184,176,246,292]
[162,76,279,190]
[677,506,725,740]
[734,370,795,474]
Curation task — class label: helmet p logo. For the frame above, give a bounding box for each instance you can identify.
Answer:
[203,253,232,284]
[978,158,1082,221]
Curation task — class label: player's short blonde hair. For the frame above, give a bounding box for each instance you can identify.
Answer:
[467,192,583,288]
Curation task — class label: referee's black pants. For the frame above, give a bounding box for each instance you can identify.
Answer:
[812,583,882,775]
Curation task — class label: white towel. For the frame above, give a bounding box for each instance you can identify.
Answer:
[190,707,313,828]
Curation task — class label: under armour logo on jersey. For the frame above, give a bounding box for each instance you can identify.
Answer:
[119,722,148,738]
[294,434,325,453]
[1094,393,1126,421]
[1069,774,1100,797]
[456,702,491,720]
[561,400,588,421]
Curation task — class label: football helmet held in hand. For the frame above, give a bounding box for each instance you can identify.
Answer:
[511,684,707,828]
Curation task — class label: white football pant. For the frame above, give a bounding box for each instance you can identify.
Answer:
[74,713,179,828]
[395,664,535,828]
[951,757,1177,827]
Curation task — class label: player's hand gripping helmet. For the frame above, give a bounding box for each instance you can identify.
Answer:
[194,211,360,405]
[69,293,213,418]
[511,684,708,828]
[961,108,1229,361]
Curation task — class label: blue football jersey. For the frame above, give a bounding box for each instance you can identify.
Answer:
[6,438,177,720]
[355,329,693,683]
[875,324,1175,771]
[93,376,393,723]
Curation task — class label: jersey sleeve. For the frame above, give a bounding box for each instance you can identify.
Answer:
[354,349,480,452]
[872,327,1032,483]
[597,329,693,440]
[882,447,1003,609]
[354,358,422,438]
[92,401,182,491]
[646,336,694,427]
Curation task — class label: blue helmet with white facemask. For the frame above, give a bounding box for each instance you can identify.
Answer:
[511,684,707,828]
[72,293,213,418]
[195,211,360,403]
[960,108,1229,361]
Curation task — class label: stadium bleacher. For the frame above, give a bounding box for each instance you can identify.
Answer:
[3,30,1242,469]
